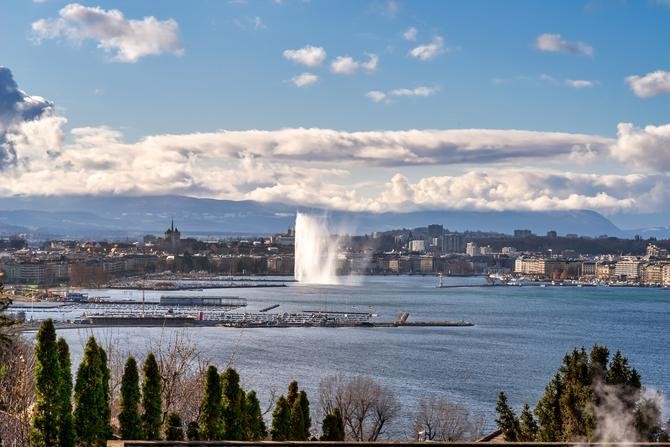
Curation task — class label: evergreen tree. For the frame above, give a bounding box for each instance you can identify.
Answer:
[289,392,305,440]
[56,338,75,447]
[495,391,520,441]
[74,337,105,447]
[270,395,291,441]
[199,365,223,440]
[519,403,538,441]
[165,412,184,441]
[287,380,299,407]
[186,421,200,441]
[221,367,244,440]
[244,390,267,440]
[30,319,61,447]
[535,374,564,441]
[119,356,143,440]
[321,408,345,441]
[298,390,311,440]
[98,346,112,440]
[141,352,162,440]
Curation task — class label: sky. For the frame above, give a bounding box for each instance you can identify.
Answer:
[1,0,670,228]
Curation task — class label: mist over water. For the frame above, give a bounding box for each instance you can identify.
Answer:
[294,212,341,285]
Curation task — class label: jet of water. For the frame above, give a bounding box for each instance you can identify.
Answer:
[294,212,341,284]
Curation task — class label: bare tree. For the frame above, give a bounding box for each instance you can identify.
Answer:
[413,397,485,441]
[319,374,400,441]
[0,337,36,446]
[147,329,210,426]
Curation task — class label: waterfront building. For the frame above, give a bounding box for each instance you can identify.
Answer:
[662,264,670,286]
[646,243,669,259]
[581,261,596,276]
[642,263,664,286]
[443,233,465,253]
[614,258,642,280]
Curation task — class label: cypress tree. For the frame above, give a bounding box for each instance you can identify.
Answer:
[30,319,61,447]
[74,337,105,447]
[199,365,223,440]
[298,390,311,440]
[519,403,538,441]
[141,352,162,440]
[244,390,267,440]
[289,392,305,440]
[165,412,184,441]
[287,380,299,407]
[56,337,75,447]
[221,367,244,440]
[270,395,291,441]
[98,346,112,440]
[119,356,143,440]
[187,421,200,441]
[321,407,345,441]
[495,391,520,441]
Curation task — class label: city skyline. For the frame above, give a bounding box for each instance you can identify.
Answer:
[1,0,670,229]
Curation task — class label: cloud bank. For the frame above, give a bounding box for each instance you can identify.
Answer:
[31,3,184,62]
[626,70,670,97]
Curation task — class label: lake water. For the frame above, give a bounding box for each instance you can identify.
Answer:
[32,275,670,434]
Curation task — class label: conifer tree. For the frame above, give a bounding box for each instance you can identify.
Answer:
[289,392,305,440]
[244,390,267,440]
[30,319,61,447]
[56,338,75,447]
[141,352,162,440]
[165,412,184,441]
[199,365,223,440]
[221,367,244,440]
[119,356,143,440]
[535,373,564,441]
[495,391,520,441]
[298,390,311,439]
[287,380,299,407]
[98,346,112,440]
[74,337,105,447]
[270,395,291,441]
[187,421,200,441]
[519,403,538,441]
[321,407,345,441]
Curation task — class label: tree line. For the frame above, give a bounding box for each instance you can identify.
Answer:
[495,345,669,442]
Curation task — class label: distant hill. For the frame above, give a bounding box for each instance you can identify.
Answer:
[0,195,624,240]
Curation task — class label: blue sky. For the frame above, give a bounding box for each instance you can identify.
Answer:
[1,0,670,228]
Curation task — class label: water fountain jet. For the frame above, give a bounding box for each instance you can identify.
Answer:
[294,212,341,285]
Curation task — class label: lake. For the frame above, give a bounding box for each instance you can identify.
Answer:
[33,275,670,434]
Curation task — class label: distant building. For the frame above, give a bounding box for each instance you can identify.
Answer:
[546,230,558,238]
[409,240,426,253]
[427,224,444,238]
[466,242,479,257]
[646,244,668,259]
[164,219,181,253]
[614,258,642,280]
[514,229,533,238]
[443,233,465,253]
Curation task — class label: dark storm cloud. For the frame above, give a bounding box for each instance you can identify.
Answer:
[0,66,54,167]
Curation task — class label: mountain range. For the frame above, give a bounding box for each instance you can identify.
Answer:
[0,195,647,240]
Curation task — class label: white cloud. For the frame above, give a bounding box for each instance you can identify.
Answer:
[330,56,358,75]
[409,36,445,61]
[330,54,378,75]
[565,79,594,88]
[282,45,326,67]
[389,86,438,97]
[535,33,593,56]
[625,70,670,97]
[367,86,438,103]
[403,27,417,41]
[291,72,319,87]
[611,122,670,171]
[30,3,183,63]
[366,90,387,103]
